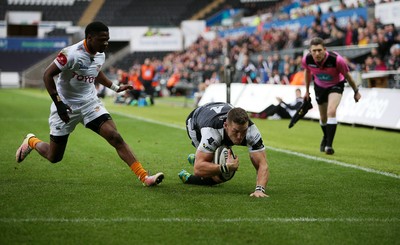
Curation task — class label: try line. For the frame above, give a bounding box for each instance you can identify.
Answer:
[111,111,400,180]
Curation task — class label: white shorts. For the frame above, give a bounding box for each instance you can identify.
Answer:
[49,98,109,136]
[186,118,200,148]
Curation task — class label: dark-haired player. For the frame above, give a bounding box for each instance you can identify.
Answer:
[179,102,269,197]
[16,21,164,186]
[302,37,361,155]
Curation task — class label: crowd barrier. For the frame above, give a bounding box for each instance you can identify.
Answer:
[0,72,20,88]
[198,83,400,130]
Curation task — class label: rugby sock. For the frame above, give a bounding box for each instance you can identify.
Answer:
[28,136,42,149]
[326,118,337,148]
[186,175,219,186]
[320,122,327,139]
[130,161,148,182]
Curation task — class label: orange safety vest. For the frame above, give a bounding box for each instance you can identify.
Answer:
[129,73,143,90]
[141,65,155,81]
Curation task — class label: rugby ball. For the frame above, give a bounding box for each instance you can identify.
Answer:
[213,145,236,181]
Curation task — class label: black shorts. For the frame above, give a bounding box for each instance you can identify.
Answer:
[314,81,345,105]
[86,113,112,133]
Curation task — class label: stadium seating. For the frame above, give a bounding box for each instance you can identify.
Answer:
[0,0,90,24]
[94,0,214,26]
[0,50,53,71]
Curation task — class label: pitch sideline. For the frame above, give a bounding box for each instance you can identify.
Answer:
[111,111,400,180]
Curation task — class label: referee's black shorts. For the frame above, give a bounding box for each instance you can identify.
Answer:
[314,80,345,105]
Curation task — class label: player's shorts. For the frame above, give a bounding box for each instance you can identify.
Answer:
[186,111,201,148]
[314,81,345,105]
[49,98,110,136]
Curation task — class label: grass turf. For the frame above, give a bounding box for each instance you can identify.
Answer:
[0,89,399,245]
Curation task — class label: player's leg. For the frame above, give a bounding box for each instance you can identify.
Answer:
[179,170,223,185]
[16,133,69,163]
[16,101,77,163]
[315,84,329,152]
[89,114,163,186]
[180,110,222,185]
[318,103,328,152]
[324,92,342,154]
[35,135,69,163]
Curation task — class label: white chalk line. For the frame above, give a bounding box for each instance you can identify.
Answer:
[266,146,400,179]
[111,111,400,180]
[0,217,399,223]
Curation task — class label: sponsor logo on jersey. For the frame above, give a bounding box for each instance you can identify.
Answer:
[56,52,67,66]
[207,137,215,145]
[72,71,96,83]
[316,73,333,81]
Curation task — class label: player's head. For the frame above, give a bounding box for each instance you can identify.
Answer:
[309,37,326,63]
[224,107,249,145]
[85,21,109,54]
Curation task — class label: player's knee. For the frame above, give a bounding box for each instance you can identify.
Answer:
[327,109,337,117]
[107,131,124,147]
[49,155,63,164]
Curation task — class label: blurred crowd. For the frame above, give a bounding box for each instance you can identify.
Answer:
[102,0,400,106]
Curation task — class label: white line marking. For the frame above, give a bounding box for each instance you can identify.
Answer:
[266,146,400,179]
[0,217,398,223]
[111,111,400,180]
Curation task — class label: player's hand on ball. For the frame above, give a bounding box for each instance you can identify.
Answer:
[250,191,269,198]
[226,149,239,171]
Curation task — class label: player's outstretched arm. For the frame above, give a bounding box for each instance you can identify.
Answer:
[96,71,133,92]
[249,150,269,198]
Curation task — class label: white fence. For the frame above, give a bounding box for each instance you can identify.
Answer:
[0,72,20,88]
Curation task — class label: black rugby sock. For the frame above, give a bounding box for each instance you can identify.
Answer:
[326,123,337,148]
[320,124,327,139]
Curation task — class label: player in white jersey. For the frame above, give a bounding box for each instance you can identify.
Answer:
[15,22,164,187]
[179,102,269,197]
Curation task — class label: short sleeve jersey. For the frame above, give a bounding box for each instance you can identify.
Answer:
[301,51,349,88]
[53,40,105,105]
[190,102,265,153]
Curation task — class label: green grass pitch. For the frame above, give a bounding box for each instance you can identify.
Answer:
[0,89,399,245]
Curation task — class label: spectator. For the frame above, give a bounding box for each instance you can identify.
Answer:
[126,66,144,105]
[255,54,270,83]
[240,55,258,83]
[388,44,400,71]
[140,58,156,105]
[255,88,303,119]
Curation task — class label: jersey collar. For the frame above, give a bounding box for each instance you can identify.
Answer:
[83,39,96,56]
